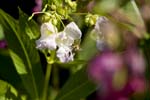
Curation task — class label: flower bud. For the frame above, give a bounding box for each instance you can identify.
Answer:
[38,14,51,23]
[51,4,56,11]
[52,18,58,26]
[85,14,98,26]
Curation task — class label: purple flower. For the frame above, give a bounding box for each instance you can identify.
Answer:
[129,76,146,93]
[87,51,124,84]
[87,49,146,100]
[124,48,145,76]
[0,40,7,48]
[32,0,42,12]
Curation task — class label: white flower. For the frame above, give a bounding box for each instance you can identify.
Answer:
[64,22,82,39]
[92,17,108,50]
[56,31,74,47]
[56,22,82,63]
[96,39,107,51]
[36,34,57,50]
[56,46,74,63]
[56,22,82,46]
[36,22,58,50]
[36,21,82,63]
[94,16,108,35]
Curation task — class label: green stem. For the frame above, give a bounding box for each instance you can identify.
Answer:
[52,65,59,89]
[28,12,51,21]
[71,12,88,15]
[41,63,52,100]
[55,13,65,28]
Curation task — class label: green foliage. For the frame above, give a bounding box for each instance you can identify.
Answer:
[0,49,24,93]
[77,31,98,61]
[54,31,98,100]
[19,9,40,39]
[0,24,4,40]
[0,9,44,99]
[0,80,22,100]
[55,68,96,100]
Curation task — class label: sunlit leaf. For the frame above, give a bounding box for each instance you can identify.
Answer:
[0,24,4,40]
[118,0,146,38]
[19,9,40,39]
[0,50,24,91]
[0,80,21,100]
[93,0,120,14]
[9,50,27,74]
[0,80,8,95]
[0,9,44,99]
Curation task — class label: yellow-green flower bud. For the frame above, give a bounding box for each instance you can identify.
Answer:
[89,19,94,26]
[51,4,56,11]
[52,18,58,26]
[38,14,51,23]
[69,1,77,10]
[57,7,66,16]
[85,14,99,26]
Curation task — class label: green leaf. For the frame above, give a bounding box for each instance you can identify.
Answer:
[121,0,144,26]
[0,80,8,96]
[0,9,44,99]
[0,80,21,100]
[77,31,98,61]
[9,50,28,75]
[118,0,146,38]
[55,68,96,100]
[56,60,86,68]
[0,49,24,92]
[0,24,4,40]
[19,9,40,39]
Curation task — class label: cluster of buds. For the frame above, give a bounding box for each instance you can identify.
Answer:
[65,0,77,10]
[36,21,82,63]
[85,13,99,26]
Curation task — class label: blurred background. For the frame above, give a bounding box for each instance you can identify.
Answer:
[0,0,150,100]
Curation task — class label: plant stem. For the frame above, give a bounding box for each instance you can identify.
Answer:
[42,63,52,100]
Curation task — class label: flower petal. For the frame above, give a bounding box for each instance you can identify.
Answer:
[56,46,74,63]
[36,34,57,50]
[64,22,82,39]
[96,39,107,51]
[56,32,74,47]
[94,16,108,35]
[40,22,57,39]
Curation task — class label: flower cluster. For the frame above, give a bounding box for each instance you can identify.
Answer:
[36,21,82,63]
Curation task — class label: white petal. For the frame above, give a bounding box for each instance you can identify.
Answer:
[56,32,74,47]
[56,46,74,63]
[40,22,57,38]
[96,39,107,51]
[94,17,108,35]
[36,34,57,50]
[64,22,82,39]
